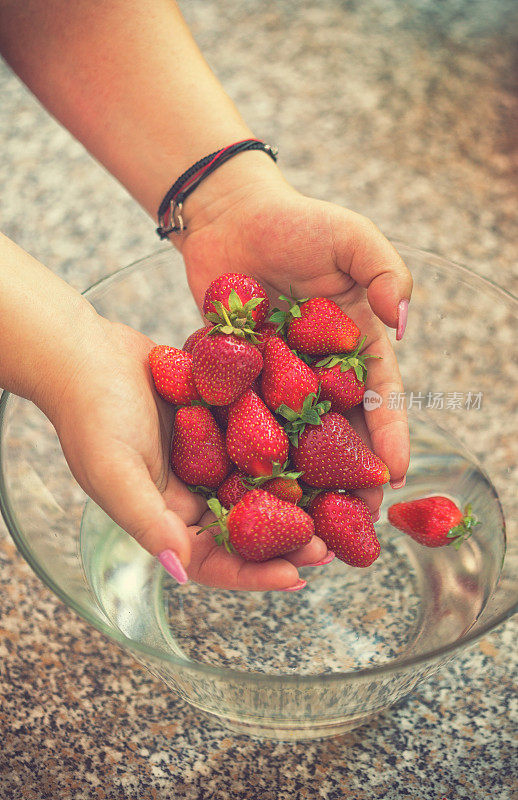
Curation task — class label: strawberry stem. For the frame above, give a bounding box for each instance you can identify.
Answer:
[446,503,480,549]
[315,336,381,383]
[196,497,235,554]
[276,390,331,447]
[268,289,309,336]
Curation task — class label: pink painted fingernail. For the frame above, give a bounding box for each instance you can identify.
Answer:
[280,579,307,592]
[372,509,380,522]
[390,477,406,489]
[309,551,335,567]
[396,299,409,341]
[157,550,188,584]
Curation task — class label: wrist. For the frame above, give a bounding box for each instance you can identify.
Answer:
[29,297,104,424]
[165,149,288,251]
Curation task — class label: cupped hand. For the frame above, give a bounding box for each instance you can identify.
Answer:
[181,181,413,505]
[50,316,328,590]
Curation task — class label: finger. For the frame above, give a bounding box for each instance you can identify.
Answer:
[343,406,384,512]
[331,209,413,333]
[357,332,410,485]
[189,528,302,591]
[283,535,329,567]
[86,451,192,573]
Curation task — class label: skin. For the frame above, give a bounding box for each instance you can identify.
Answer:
[0,0,412,590]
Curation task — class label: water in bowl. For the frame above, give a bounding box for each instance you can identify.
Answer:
[80,418,505,676]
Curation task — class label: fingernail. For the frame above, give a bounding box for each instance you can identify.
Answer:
[372,509,380,522]
[390,477,406,489]
[280,579,307,592]
[308,551,335,567]
[157,549,188,584]
[396,299,409,341]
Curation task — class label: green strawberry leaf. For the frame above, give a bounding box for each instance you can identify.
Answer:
[446,504,480,548]
[227,289,243,313]
[207,497,224,517]
[205,312,222,325]
[353,364,364,382]
[276,404,300,422]
[242,297,264,311]
[186,484,214,499]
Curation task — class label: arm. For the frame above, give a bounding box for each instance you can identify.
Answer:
[0,0,281,222]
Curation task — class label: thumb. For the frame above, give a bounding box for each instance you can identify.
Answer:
[88,456,192,584]
[333,210,413,338]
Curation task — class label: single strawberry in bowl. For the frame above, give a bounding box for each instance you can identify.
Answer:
[203,490,314,562]
[182,325,212,353]
[312,336,381,413]
[148,345,200,405]
[270,294,361,356]
[203,272,269,328]
[388,496,479,549]
[192,332,262,405]
[290,412,390,490]
[226,389,289,477]
[170,406,231,489]
[308,492,380,567]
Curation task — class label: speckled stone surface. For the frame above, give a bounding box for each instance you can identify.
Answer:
[1,0,517,798]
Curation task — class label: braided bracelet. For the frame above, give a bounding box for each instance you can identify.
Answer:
[156,138,278,239]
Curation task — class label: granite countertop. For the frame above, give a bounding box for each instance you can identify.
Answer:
[1,1,517,797]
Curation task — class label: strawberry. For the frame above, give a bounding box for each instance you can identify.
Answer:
[205,491,314,562]
[254,322,279,354]
[203,273,269,328]
[308,492,380,567]
[290,412,389,490]
[170,406,231,488]
[262,476,303,505]
[218,462,303,507]
[270,294,360,355]
[388,496,479,549]
[313,337,381,413]
[148,345,200,405]
[261,337,319,414]
[226,389,289,477]
[217,470,249,508]
[192,332,262,405]
[182,325,212,353]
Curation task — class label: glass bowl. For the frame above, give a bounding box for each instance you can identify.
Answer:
[1,245,516,741]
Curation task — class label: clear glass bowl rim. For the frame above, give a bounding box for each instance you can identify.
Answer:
[1,241,516,686]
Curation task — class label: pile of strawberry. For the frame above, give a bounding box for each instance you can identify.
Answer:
[148,272,390,568]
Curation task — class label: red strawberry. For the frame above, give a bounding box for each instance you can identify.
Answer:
[203,272,269,327]
[262,476,303,505]
[313,361,365,412]
[170,406,231,489]
[205,490,314,562]
[278,296,360,356]
[226,389,289,477]
[261,337,319,414]
[192,332,262,405]
[254,322,279,354]
[148,345,200,405]
[291,412,389,490]
[217,470,249,508]
[183,325,212,353]
[309,492,380,567]
[312,336,381,413]
[388,496,478,549]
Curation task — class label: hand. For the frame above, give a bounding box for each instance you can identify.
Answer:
[50,315,329,590]
[180,175,413,510]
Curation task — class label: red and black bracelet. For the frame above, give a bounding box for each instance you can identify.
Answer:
[156,138,278,239]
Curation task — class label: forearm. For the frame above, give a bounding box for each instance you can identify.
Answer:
[0,0,283,229]
[0,233,99,417]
